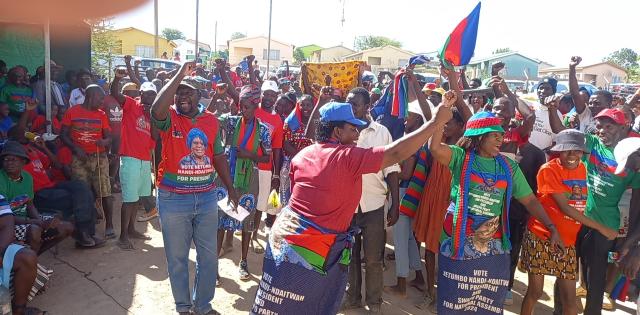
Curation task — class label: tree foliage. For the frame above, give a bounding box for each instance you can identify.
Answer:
[162,28,186,41]
[293,47,306,65]
[604,48,639,71]
[231,32,247,40]
[88,18,117,79]
[354,35,402,51]
[492,47,512,54]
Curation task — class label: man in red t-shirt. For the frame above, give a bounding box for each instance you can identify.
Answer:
[110,68,157,250]
[151,61,238,314]
[247,58,283,252]
[61,85,115,239]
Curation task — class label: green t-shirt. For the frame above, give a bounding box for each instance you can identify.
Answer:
[0,84,35,121]
[440,146,533,259]
[448,146,532,217]
[0,170,34,218]
[583,134,640,229]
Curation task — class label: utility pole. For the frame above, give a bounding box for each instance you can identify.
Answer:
[154,0,159,58]
[195,0,200,61]
[266,0,273,78]
[214,21,218,58]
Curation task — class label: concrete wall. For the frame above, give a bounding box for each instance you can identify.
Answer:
[111,28,174,58]
[344,47,412,73]
[228,37,292,66]
[584,63,627,87]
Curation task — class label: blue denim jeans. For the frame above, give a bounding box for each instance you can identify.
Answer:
[157,189,218,314]
[393,214,422,278]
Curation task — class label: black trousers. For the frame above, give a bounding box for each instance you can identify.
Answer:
[34,180,97,235]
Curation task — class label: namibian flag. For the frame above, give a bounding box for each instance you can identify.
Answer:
[439,2,481,68]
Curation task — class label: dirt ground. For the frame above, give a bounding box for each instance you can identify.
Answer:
[29,194,637,315]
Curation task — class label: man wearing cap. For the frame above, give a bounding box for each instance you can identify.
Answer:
[566,56,615,134]
[548,103,640,314]
[245,57,283,252]
[110,67,158,250]
[69,69,94,107]
[151,61,237,315]
[341,87,401,313]
[32,60,66,111]
[61,84,115,238]
[422,83,445,107]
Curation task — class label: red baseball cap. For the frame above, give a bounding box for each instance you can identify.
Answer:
[594,108,626,125]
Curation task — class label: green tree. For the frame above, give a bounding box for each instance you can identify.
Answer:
[88,18,117,79]
[604,48,639,71]
[293,47,306,65]
[492,47,512,54]
[354,35,402,51]
[162,28,186,41]
[230,32,247,40]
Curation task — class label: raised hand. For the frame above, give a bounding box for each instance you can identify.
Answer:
[124,55,132,65]
[180,61,196,77]
[491,62,505,76]
[245,55,255,64]
[433,99,454,124]
[543,94,562,110]
[114,67,127,79]
[569,56,582,68]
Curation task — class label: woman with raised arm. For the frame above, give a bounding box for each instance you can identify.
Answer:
[428,110,564,315]
[250,92,456,315]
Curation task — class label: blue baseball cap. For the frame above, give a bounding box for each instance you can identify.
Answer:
[319,102,367,126]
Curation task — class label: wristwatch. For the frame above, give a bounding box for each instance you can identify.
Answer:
[272,175,280,179]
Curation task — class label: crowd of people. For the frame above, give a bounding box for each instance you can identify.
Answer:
[0,51,639,315]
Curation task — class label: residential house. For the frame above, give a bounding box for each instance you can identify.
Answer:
[342,45,414,72]
[107,27,176,58]
[227,35,293,70]
[538,62,627,88]
[172,39,212,62]
[310,45,356,63]
[466,52,541,81]
[297,44,323,61]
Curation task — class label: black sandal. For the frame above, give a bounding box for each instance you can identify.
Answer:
[13,304,47,315]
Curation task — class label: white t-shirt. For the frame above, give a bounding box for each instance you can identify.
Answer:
[526,101,561,150]
[577,107,597,134]
[69,88,85,107]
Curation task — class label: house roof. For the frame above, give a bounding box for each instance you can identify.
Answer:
[342,45,414,59]
[298,44,323,57]
[186,39,211,51]
[313,45,356,54]
[468,51,540,65]
[228,35,292,47]
[539,61,627,73]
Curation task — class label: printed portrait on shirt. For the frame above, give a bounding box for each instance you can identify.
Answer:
[471,216,500,254]
[240,194,255,211]
[179,128,211,167]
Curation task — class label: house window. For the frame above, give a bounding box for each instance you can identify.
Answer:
[135,45,154,58]
[187,50,194,55]
[368,57,382,65]
[262,49,280,60]
[398,59,409,67]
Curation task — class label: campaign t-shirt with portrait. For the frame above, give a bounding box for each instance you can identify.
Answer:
[440,146,532,260]
[529,158,587,246]
[0,170,34,218]
[61,105,111,154]
[0,84,35,121]
[153,106,223,194]
[255,107,283,171]
[119,96,153,161]
[583,134,640,229]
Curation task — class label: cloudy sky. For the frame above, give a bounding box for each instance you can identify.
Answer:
[113,0,640,67]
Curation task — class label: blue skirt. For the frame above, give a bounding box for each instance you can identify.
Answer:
[438,253,510,314]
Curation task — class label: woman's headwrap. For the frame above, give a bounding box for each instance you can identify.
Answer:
[239,84,261,105]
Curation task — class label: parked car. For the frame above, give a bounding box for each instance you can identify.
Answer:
[529,81,598,95]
